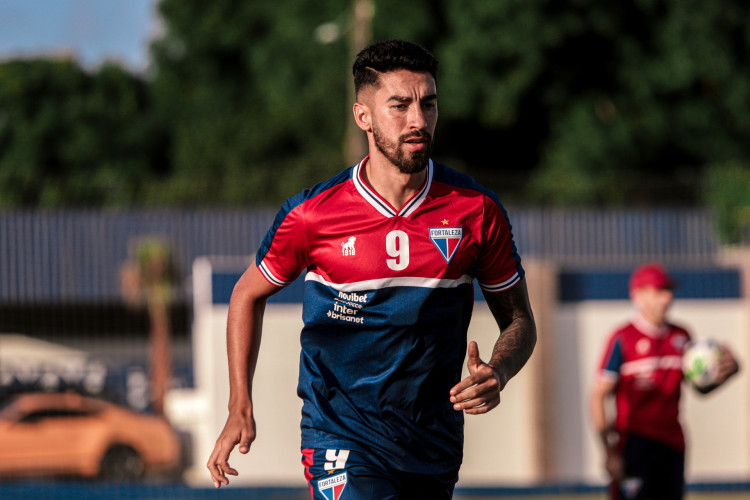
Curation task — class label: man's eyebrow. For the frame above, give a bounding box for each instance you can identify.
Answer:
[387,94,438,103]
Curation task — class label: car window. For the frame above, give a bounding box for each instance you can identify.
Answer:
[17,409,97,424]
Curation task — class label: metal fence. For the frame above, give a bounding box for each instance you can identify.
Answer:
[0,208,721,304]
[514,208,720,267]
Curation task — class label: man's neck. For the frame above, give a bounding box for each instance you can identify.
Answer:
[361,154,428,211]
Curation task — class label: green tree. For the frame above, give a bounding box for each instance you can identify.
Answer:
[148,0,352,205]
[427,0,750,207]
[2,0,749,236]
[0,59,165,206]
[703,161,750,245]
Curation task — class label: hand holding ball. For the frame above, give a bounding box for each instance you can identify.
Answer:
[683,339,724,390]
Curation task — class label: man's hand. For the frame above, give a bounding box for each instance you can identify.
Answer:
[715,345,740,384]
[449,341,505,414]
[694,344,741,395]
[605,447,625,482]
[206,409,256,488]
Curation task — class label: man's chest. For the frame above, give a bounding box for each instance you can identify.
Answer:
[619,332,688,390]
[622,332,687,361]
[304,203,482,283]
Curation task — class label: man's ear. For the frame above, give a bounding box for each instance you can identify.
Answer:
[353,102,372,133]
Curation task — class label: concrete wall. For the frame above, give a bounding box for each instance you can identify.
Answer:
[169,257,750,487]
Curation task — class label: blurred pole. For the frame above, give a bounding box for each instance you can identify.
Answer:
[343,0,373,166]
[524,258,558,479]
[120,237,177,416]
[148,294,171,415]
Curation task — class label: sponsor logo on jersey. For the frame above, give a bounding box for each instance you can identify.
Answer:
[429,227,463,263]
[338,291,367,303]
[340,236,356,256]
[317,472,348,500]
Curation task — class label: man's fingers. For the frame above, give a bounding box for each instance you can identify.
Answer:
[450,363,497,398]
[239,431,253,454]
[450,373,501,411]
[207,437,242,488]
[456,393,500,414]
[207,460,228,488]
[468,341,480,360]
[449,341,502,413]
[466,341,483,372]
[464,400,499,414]
[223,466,239,477]
[207,414,256,487]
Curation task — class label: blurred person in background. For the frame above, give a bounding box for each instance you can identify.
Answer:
[589,262,740,500]
[206,39,536,499]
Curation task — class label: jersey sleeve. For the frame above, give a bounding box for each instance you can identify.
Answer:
[598,333,623,383]
[256,197,310,287]
[474,195,524,293]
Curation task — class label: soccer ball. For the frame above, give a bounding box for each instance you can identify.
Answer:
[683,339,724,389]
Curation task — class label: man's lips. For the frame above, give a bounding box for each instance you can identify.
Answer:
[403,135,429,150]
[404,141,426,151]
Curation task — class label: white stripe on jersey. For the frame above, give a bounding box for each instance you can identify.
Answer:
[620,355,682,376]
[305,270,473,292]
[478,272,520,293]
[258,260,291,287]
[399,161,433,217]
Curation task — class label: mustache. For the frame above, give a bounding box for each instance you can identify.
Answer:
[401,131,432,142]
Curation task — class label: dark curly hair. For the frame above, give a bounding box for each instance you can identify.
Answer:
[352,39,439,97]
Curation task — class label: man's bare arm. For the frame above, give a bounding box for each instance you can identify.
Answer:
[589,376,624,481]
[449,278,536,414]
[484,279,537,388]
[206,261,280,488]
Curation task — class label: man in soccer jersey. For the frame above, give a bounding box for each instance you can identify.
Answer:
[590,263,739,500]
[207,39,537,499]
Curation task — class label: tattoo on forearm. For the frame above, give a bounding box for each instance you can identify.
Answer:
[487,282,537,384]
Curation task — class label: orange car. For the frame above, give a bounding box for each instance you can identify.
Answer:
[0,392,181,481]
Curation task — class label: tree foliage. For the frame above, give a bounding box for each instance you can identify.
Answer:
[431,0,750,208]
[0,59,166,207]
[147,0,351,205]
[1,0,750,241]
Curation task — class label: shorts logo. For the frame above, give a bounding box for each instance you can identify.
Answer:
[317,472,347,500]
[621,477,643,498]
[429,227,463,263]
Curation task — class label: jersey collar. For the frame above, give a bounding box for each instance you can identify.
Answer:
[632,313,670,338]
[352,156,433,218]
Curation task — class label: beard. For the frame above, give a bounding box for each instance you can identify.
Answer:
[372,126,433,174]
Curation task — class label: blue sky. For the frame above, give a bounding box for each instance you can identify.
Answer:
[0,0,159,71]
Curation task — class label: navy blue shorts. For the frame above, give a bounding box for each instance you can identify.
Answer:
[610,433,685,500]
[302,448,457,500]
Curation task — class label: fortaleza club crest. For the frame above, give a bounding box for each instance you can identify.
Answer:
[429,226,463,263]
[317,472,348,500]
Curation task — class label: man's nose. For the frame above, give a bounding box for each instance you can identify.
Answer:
[407,105,427,129]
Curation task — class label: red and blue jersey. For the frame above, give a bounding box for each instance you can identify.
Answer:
[257,157,524,474]
[597,314,691,451]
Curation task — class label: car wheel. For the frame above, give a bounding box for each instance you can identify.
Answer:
[99,445,145,481]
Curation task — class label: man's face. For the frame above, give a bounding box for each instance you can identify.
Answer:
[632,285,674,326]
[361,70,438,174]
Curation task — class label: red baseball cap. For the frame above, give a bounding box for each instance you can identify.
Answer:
[629,262,675,292]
